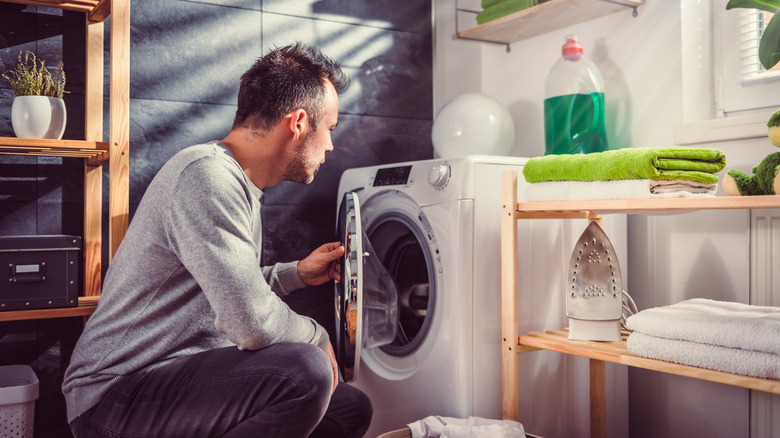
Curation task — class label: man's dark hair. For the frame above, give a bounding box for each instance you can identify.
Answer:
[233,43,349,132]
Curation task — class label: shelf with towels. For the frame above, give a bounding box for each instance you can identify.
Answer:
[518,329,780,395]
[452,0,645,50]
[499,169,780,438]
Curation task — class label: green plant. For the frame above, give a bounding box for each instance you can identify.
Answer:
[1,51,68,98]
[726,0,780,70]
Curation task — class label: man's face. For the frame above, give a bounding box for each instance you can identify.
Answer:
[283,81,339,184]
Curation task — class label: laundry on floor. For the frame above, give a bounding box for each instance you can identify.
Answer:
[521,147,727,201]
[625,298,780,379]
[407,415,526,438]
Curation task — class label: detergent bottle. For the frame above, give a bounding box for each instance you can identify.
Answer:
[544,34,608,155]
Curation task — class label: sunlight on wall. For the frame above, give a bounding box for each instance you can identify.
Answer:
[262,13,394,113]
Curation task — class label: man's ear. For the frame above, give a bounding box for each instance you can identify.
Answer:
[288,109,308,141]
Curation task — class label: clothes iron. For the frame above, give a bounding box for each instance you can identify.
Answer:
[566,221,623,341]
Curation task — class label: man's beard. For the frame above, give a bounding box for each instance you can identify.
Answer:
[282,132,318,184]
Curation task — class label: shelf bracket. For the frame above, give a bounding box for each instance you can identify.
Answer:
[597,0,641,17]
[454,0,511,52]
[453,33,511,52]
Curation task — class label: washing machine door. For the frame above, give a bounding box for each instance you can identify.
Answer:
[335,192,399,382]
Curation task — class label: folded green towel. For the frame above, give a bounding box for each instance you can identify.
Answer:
[481,0,504,9]
[476,0,537,25]
[522,147,727,184]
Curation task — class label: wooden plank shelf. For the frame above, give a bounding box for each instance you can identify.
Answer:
[0,296,99,322]
[514,195,780,218]
[3,0,110,21]
[453,0,645,46]
[0,137,110,163]
[519,329,780,395]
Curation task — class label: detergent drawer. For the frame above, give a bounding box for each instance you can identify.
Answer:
[0,235,81,311]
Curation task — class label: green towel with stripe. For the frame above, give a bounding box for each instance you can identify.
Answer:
[476,0,537,25]
[522,147,727,184]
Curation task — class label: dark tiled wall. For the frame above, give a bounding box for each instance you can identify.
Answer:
[0,1,433,436]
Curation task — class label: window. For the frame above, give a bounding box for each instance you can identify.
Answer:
[717,1,780,115]
[731,9,780,81]
[676,0,775,145]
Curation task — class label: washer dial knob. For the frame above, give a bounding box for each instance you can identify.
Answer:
[428,163,451,189]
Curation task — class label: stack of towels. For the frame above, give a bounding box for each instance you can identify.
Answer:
[625,298,780,380]
[476,0,541,25]
[522,147,727,201]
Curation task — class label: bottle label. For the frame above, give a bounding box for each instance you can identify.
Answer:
[544,92,608,155]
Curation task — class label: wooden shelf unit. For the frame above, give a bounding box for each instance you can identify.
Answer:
[500,170,780,438]
[453,0,645,47]
[0,0,130,321]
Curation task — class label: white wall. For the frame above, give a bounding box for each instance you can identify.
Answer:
[435,1,778,437]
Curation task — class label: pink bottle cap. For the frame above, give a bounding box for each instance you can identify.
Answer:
[562,34,583,61]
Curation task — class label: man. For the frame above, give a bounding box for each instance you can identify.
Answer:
[63,43,371,438]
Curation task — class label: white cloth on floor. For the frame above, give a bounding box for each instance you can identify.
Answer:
[524,179,717,202]
[407,416,525,438]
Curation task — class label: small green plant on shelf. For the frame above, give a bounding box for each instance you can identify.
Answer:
[1,50,68,98]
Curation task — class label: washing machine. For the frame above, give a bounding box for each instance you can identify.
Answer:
[334,156,629,438]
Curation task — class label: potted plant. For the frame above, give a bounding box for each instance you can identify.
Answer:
[726,0,780,70]
[1,50,68,139]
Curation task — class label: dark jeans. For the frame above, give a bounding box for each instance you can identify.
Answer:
[69,343,372,438]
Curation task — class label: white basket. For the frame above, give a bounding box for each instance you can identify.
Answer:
[0,365,39,438]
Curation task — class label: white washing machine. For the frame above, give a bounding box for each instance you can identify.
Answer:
[334,156,628,438]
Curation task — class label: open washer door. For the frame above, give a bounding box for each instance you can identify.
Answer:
[335,192,399,382]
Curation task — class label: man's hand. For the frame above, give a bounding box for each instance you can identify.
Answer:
[325,342,339,393]
[298,242,345,286]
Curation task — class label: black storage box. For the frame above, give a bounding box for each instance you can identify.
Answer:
[0,235,81,311]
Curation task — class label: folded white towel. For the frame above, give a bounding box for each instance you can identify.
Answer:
[627,331,780,379]
[625,298,780,355]
[408,416,525,438]
[524,179,717,202]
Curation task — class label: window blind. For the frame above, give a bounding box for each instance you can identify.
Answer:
[736,9,780,84]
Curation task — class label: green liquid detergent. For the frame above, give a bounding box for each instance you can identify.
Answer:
[544,92,608,155]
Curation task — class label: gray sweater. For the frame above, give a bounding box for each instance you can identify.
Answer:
[62,141,329,423]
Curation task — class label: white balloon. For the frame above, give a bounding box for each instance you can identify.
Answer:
[431,93,515,158]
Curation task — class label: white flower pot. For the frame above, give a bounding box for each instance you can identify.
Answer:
[11,95,67,140]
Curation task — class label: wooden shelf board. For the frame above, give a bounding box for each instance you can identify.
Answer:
[0,295,99,322]
[2,0,107,15]
[0,137,110,161]
[515,196,780,218]
[453,0,644,45]
[518,330,780,395]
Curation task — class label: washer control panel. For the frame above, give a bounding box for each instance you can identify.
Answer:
[373,165,412,186]
[427,163,451,190]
